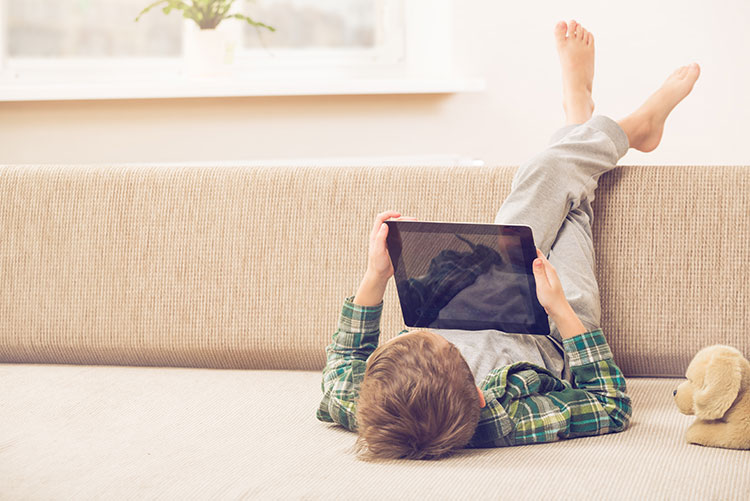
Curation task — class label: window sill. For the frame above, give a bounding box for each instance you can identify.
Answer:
[0,73,486,102]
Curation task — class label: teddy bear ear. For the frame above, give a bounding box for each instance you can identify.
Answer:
[693,349,742,420]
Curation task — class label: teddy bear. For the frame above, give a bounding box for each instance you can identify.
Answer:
[673,344,750,449]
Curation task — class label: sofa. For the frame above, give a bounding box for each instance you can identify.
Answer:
[1,164,748,500]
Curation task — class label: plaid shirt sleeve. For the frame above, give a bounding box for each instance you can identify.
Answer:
[469,329,632,447]
[315,295,382,431]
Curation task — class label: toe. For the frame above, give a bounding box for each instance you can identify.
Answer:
[587,32,594,45]
[581,28,588,42]
[554,21,567,43]
[568,20,578,38]
[688,62,701,79]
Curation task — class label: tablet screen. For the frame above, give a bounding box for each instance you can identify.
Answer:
[385,221,549,334]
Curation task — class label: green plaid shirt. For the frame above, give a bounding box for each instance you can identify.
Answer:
[316,296,632,448]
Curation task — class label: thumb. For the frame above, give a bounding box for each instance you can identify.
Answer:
[374,223,388,248]
[532,257,549,288]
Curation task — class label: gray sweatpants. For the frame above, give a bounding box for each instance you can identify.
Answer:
[495,114,629,337]
[436,115,629,385]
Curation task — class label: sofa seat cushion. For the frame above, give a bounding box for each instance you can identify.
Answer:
[1,364,747,499]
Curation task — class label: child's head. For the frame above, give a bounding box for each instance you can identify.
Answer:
[355,329,482,460]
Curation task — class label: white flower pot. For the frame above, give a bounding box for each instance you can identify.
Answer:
[183,28,235,77]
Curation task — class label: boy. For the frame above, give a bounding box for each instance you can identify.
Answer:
[317,20,700,460]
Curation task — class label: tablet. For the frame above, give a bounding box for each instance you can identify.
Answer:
[385,220,549,335]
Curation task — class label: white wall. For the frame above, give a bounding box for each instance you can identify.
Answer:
[1,0,748,166]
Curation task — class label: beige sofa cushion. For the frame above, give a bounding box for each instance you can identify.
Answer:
[1,165,748,376]
[1,363,748,499]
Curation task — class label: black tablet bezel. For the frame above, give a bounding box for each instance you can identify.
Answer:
[385,220,550,335]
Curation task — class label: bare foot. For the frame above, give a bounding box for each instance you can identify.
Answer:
[555,20,595,125]
[618,63,701,152]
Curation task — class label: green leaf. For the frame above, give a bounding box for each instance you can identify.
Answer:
[135,0,273,31]
[134,0,168,22]
[228,13,275,32]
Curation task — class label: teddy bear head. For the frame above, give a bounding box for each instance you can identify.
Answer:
[674,344,747,420]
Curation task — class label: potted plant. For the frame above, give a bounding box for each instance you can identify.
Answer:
[135,0,276,76]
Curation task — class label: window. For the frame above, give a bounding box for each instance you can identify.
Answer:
[6,0,182,58]
[0,0,483,99]
[242,0,378,49]
[233,0,406,70]
[209,0,407,75]
[2,0,404,72]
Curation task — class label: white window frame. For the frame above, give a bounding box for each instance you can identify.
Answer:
[0,0,484,100]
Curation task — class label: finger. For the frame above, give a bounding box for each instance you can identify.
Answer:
[537,252,562,291]
[378,210,401,219]
[536,249,554,269]
[532,257,550,288]
[374,222,389,252]
[376,210,402,226]
[392,216,417,221]
[371,211,401,241]
[535,249,551,275]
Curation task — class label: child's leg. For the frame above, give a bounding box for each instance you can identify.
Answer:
[499,18,700,256]
[494,115,628,256]
[541,199,602,380]
[540,56,700,338]
[494,53,699,344]
[548,200,601,334]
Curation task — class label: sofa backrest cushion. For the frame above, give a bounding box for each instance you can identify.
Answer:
[1,165,747,376]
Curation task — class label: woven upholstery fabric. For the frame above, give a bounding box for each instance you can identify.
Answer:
[0,165,748,376]
[592,166,750,375]
[1,364,748,500]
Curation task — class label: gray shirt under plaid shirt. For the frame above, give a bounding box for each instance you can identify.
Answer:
[316,296,632,448]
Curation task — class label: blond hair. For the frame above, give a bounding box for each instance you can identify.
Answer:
[354,330,481,460]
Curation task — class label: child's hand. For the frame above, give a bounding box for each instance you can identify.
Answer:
[532,248,569,317]
[532,248,587,339]
[354,211,416,307]
[365,210,402,281]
